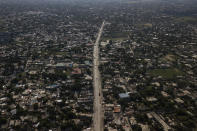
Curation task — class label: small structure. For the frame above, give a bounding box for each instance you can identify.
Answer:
[72,68,82,75]
[46,84,60,90]
[114,105,121,113]
[119,93,130,99]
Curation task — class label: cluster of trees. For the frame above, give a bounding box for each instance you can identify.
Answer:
[2,63,15,76]
[0,117,7,126]
[42,70,67,82]
[37,106,80,130]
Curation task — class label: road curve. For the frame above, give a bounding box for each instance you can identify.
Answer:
[93,21,105,131]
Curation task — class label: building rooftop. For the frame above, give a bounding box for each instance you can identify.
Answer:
[119,93,130,99]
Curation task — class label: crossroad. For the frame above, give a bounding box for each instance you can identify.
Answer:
[93,21,105,131]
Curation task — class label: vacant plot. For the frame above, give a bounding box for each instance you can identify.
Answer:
[102,37,128,41]
[41,50,67,57]
[0,18,3,24]
[148,68,184,79]
[161,54,176,62]
[124,0,155,4]
[143,23,153,28]
[174,16,197,23]
[102,32,129,41]
[124,0,139,4]
[0,19,7,32]
[135,23,153,29]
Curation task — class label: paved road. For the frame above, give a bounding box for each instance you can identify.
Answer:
[93,21,105,131]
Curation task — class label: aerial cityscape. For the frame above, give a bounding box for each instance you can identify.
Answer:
[0,0,197,130]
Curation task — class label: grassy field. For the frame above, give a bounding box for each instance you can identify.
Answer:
[15,41,26,46]
[143,23,153,28]
[174,16,197,23]
[41,50,67,57]
[161,54,176,62]
[136,23,153,29]
[148,68,184,79]
[124,0,139,4]
[0,18,3,24]
[0,20,7,32]
[54,51,67,56]
[124,0,154,4]
[101,32,129,41]
[102,37,128,41]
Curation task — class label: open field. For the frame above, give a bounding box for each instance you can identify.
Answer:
[102,31,129,41]
[0,19,7,32]
[124,0,139,4]
[41,50,67,57]
[102,37,128,41]
[124,0,156,4]
[0,18,3,24]
[136,23,153,29]
[161,54,177,62]
[148,68,184,79]
[174,16,197,23]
